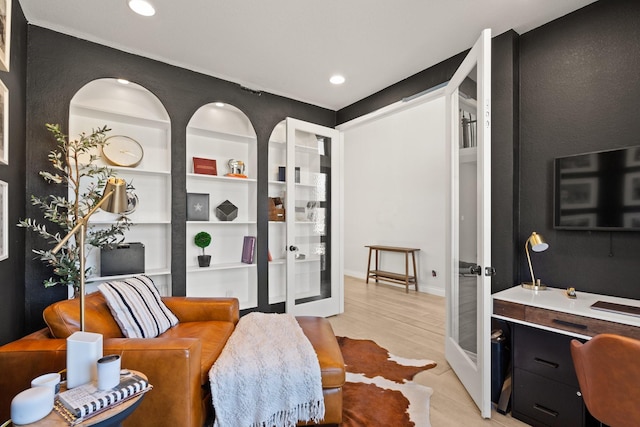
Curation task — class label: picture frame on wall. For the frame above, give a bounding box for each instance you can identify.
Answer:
[624,172,640,206]
[0,79,7,165]
[559,177,598,209]
[626,147,640,167]
[558,213,597,228]
[0,180,7,260]
[623,213,640,228]
[558,153,598,173]
[0,0,11,72]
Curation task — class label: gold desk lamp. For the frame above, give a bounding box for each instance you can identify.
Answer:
[51,177,129,331]
[521,231,549,290]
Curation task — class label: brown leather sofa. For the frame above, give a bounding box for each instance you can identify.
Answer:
[0,293,345,427]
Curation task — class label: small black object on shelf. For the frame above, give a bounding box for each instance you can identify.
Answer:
[216,200,238,221]
[101,242,145,276]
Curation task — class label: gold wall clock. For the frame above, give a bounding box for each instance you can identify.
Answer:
[102,135,144,167]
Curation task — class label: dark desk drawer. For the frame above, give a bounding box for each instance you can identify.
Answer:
[514,323,581,387]
[513,368,583,427]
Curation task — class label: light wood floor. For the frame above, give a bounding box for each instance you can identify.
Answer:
[328,276,529,427]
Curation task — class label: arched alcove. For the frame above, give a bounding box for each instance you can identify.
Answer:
[185,103,258,309]
[69,78,172,295]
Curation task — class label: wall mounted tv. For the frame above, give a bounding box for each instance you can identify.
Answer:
[554,145,640,230]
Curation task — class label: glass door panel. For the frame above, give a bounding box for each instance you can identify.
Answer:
[285,118,341,317]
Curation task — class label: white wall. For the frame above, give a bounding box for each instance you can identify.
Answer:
[342,96,447,296]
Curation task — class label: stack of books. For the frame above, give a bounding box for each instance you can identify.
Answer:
[54,372,151,425]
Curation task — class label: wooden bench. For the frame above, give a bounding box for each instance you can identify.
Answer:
[365,245,420,293]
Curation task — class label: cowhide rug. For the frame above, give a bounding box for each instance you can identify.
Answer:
[338,336,437,427]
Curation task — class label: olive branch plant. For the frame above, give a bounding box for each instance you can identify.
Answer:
[18,124,133,290]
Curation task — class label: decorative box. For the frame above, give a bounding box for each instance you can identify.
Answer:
[100,242,145,276]
[269,197,285,221]
[192,157,217,175]
[216,200,238,221]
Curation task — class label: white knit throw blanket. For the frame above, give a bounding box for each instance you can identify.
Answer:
[209,312,325,427]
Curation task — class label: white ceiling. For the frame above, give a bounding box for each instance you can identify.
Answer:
[18,0,597,110]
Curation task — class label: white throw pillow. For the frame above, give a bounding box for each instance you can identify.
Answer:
[98,275,178,338]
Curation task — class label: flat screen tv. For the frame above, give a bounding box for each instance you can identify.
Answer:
[554,145,640,230]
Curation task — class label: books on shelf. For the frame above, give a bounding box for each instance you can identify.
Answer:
[241,236,256,264]
[55,372,151,421]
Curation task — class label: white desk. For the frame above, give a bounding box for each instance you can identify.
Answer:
[493,287,640,426]
[493,285,640,340]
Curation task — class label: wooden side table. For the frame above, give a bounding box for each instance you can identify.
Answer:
[4,371,148,427]
[365,245,420,293]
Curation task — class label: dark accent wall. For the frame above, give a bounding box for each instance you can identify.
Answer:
[5,0,639,342]
[0,1,28,345]
[337,31,521,293]
[519,0,640,298]
[23,26,334,334]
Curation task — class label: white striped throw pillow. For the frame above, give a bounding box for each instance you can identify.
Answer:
[98,275,178,338]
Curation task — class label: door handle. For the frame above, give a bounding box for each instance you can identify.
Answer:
[485,266,496,276]
[469,265,482,275]
[289,245,299,252]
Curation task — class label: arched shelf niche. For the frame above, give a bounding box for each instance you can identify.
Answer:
[185,102,258,310]
[69,78,172,296]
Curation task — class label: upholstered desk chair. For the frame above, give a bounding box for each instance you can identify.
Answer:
[570,334,640,427]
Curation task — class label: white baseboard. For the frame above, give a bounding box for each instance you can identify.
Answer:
[344,269,363,279]
[344,271,444,297]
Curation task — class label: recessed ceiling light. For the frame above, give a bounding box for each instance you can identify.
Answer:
[128,0,156,17]
[215,102,225,108]
[117,79,130,85]
[329,75,345,85]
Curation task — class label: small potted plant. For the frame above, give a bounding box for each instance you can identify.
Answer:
[194,231,212,267]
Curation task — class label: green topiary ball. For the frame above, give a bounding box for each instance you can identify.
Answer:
[194,231,212,250]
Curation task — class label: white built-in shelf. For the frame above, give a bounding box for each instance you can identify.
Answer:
[187,126,256,143]
[187,262,257,273]
[186,220,256,225]
[86,267,171,283]
[295,144,320,154]
[70,163,170,176]
[459,146,477,163]
[89,220,171,225]
[70,104,171,129]
[187,173,256,183]
[110,166,171,176]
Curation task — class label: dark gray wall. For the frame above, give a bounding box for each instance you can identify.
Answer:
[519,0,640,298]
[23,26,335,333]
[0,0,28,345]
[4,0,639,343]
[337,31,521,293]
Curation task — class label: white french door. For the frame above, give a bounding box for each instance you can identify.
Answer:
[445,29,493,418]
[284,118,342,317]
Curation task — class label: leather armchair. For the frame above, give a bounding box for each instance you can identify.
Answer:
[0,293,239,427]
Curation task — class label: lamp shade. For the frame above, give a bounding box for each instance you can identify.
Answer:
[101,178,128,214]
[528,232,549,252]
